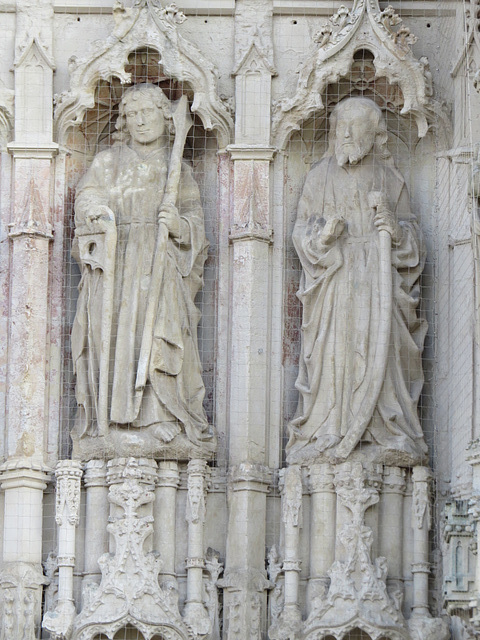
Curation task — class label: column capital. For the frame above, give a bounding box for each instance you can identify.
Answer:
[228,462,272,493]
[0,458,52,491]
[106,457,157,486]
[227,144,277,161]
[157,460,180,488]
[307,462,335,494]
[7,142,59,159]
[382,466,407,495]
[83,459,107,488]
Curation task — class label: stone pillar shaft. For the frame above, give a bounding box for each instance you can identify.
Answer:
[83,461,109,584]
[411,466,432,617]
[307,463,335,606]
[155,461,180,579]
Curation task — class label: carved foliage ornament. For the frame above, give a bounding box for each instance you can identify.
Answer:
[273,0,439,147]
[304,463,408,638]
[71,459,191,640]
[54,0,232,147]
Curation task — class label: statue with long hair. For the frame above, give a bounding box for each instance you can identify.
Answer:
[287,97,428,466]
[71,83,216,459]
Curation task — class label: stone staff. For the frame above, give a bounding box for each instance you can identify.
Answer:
[135,95,193,395]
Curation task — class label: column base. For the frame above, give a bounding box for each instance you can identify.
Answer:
[42,599,76,640]
[408,615,450,640]
[269,603,302,640]
[183,600,212,636]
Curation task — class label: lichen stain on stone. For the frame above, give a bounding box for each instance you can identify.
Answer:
[15,430,36,457]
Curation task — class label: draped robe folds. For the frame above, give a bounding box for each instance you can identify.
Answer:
[71,143,213,448]
[286,154,429,464]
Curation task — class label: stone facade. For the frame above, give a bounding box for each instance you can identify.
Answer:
[0,1,479,639]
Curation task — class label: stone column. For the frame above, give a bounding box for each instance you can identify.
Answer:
[380,466,407,593]
[155,461,180,584]
[184,459,211,636]
[467,442,480,616]
[411,466,433,618]
[307,463,336,607]
[269,466,303,639]
[220,464,272,640]
[83,460,109,588]
[222,3,276,639]
[42,461,83,638]
[1,2,57,636]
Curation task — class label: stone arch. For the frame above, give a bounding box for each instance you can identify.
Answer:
[54,0,232,149]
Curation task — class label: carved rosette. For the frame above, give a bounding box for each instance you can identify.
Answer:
[54,0,232,148]
[71,457,191,640]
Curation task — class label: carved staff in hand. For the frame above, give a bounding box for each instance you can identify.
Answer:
[71,85,212,452]
[135,94,193,397]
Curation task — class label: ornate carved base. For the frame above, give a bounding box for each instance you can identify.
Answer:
[0,562,47,640]
[71,458,193,640]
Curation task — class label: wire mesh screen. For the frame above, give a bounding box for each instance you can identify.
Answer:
[1,0,479,639]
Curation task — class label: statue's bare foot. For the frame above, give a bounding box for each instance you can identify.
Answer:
[314,434,341,452]
[152,423,182,443]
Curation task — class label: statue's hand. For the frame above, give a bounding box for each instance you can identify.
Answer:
[158,203,183,239]
[373,210,402,243]
[85,205,115,232]
[321,217,345,244]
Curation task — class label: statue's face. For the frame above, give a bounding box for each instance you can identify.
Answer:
[124,96,166,145]
[334,107,376,166]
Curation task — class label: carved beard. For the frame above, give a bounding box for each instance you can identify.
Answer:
[335,140,374,167]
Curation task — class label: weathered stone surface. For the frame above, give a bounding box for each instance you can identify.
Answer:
[70,84,216,462]
[287,97,428,468]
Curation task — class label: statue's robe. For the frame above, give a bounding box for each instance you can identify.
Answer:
[71,143,212,446]
[287,153,428,462]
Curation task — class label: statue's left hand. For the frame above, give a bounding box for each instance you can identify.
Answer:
[158,203,183,239]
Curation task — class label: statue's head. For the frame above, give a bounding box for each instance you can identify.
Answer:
[115,83,175,145]
[327,97,390,167]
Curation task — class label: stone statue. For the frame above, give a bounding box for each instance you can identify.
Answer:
[71,83,215,459]
[287,97,428,466]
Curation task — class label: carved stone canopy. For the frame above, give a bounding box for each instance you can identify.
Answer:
[273,0,447,149]
[54,0,233,149]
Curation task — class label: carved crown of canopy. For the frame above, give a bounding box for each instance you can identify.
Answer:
[54,0,233,150]
[273,0,449,149]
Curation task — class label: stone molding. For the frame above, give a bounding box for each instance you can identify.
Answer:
[228,462,272,493]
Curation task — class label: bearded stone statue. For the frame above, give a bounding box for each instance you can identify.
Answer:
[287,97,428,466]
[71,83,216,460]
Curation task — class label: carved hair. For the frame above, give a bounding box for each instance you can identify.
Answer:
[325,97,392,162]
[114,83,175,141]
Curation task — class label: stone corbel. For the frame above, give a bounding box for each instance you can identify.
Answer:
[42,460,83,640]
